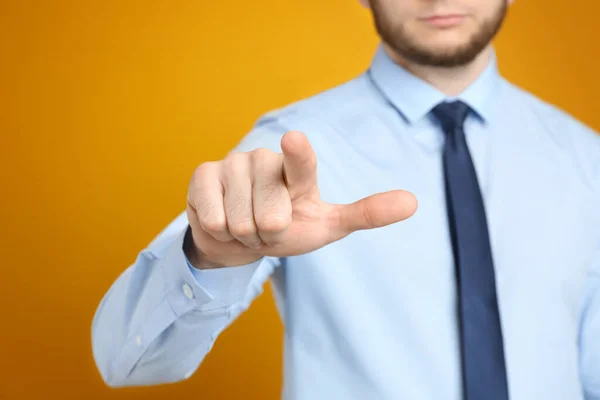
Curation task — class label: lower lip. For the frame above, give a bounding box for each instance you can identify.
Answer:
[422,15,465,28]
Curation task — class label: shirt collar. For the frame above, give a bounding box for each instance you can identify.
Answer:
[367,44,502,125]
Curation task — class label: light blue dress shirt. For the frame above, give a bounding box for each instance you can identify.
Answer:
[92,45,600,400]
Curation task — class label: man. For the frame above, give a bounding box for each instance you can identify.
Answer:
[91,0,600,399]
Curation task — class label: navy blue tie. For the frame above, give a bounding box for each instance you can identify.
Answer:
[431,101,509,400]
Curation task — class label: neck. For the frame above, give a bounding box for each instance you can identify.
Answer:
[382,43,493,97]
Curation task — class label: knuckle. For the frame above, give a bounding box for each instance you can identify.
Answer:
[251,147,274,163]
[229,220,257,239]
[200,218,227,234]
[193,161,216,180]
[361,202,376,228]
[256,213,290,233]
[224,152,248,171]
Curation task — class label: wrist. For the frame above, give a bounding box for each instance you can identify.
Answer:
[183,225,202,268]
[183,225,229,270]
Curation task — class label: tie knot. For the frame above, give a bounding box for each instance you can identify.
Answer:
[431,100,470,132]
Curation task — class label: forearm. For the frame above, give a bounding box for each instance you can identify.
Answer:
[91,213,277,387]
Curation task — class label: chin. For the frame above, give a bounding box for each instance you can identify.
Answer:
[417,40,470,55]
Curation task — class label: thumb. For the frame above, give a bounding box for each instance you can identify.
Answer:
[330,190,418,237]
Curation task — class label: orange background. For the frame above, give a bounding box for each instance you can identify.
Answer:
[1,1,599,399]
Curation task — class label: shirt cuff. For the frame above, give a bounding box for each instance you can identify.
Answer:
[157,227,214,316]
[185,254,263,307]
[156,223,264,314]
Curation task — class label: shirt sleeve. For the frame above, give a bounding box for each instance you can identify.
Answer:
[186,248,266,307]
[91,112,290,388]
[580,246,600,400]
[91,211,280,387]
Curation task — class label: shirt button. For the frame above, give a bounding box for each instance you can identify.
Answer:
[182,283,194,300]
[135,335,143,348]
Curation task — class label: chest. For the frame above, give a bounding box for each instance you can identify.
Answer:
[287,121,599,322]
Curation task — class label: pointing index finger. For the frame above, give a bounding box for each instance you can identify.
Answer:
[281,131,318,200]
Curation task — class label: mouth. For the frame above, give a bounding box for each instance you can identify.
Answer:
[419,14,466,29]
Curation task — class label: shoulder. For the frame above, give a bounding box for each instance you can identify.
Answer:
[234,74,378,152]
[502,80,600,194]
[502,80,599,146]
[259,74,378,128]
